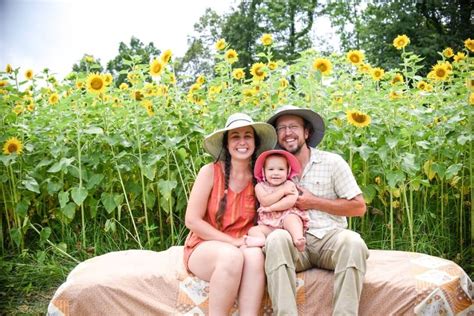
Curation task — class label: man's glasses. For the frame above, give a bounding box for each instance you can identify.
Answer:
[276,125,301,134]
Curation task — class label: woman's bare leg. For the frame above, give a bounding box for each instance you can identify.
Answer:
[283,214,306,252]
[188,241,244,315]
[238,247,265,315]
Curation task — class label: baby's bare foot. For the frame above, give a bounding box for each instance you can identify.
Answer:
[294,237,306,252]
[244,235,266,247]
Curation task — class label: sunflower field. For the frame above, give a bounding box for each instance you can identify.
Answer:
[1,35,473,276]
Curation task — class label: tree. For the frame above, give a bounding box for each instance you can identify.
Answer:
[325,0,474,74]
[106,37,161,86]
[178,0,319,80]
[174,9,225,85]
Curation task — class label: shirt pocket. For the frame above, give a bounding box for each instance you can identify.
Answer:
[302,177,334,198]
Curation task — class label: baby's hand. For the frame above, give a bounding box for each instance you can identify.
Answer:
[258,206,272,213]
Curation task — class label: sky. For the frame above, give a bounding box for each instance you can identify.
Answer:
[1,0,338,80]
[0,0,235,79]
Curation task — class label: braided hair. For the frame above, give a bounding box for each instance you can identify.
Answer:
[215,129,261,230]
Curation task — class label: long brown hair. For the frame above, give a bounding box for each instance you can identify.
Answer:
[215,129,260,229]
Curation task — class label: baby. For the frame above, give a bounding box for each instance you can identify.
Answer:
[246,149,309,252]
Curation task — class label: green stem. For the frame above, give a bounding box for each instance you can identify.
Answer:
[134,105,151,246]
[402,185,414,251]
[76,108,86,248]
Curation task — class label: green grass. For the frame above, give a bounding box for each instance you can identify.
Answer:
[0,251,74,315]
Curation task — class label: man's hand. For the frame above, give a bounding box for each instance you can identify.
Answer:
[295,185,316,210]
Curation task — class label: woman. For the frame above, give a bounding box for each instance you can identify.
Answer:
[183,112,277,315]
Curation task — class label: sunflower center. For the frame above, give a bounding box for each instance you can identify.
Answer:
[255,68,264,76]
[350,55,360,63]
[436,69,446,77]
[91,78,103,90]
[7,144,18,153]
[318,64,327,72]
[352,113,367,123]
[153,64,162,73]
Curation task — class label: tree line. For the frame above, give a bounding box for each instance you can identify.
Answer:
[72,0,473,85]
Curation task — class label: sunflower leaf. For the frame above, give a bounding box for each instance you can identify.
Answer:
[71,187,88,206]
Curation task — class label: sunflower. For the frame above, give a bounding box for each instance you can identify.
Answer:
[393,35,410,50]
[132,89,144,101]
[27,103,35,112]
[196,75,206,85]
[312,58,332,75]
[85,55,95,63]
[464,38,474,52]
[86,73,106,94]
[232,68,245,80]
[370,67,385,81]
[0,80,7,87]
[268,61,278,71]
[391,73,404,85]
[75,81,84,89]
[431,63,450,81]
[160,49,172,64]
[250,62,267,81]
[279,78,289,90]
[470,92,474,105]
[49,93,60,105]
[346,50,364,65]
[3,137,23,155]
[209,85,222,95]
[25,69,34,80]
[467,77,474,90]
[417,81,428,90]
[261,34,273,46]
[215,39,227,51]
[150,59,164,77]
[6,64,13,73]
[389,91,402,100]
[157,85,168,96]
[189,83,201,94]
[453,52,466,63]
[103,73,113,86]
[119,82,129,90]
[347,110,371,128]
[13,104,24,115]
[224,49,239,64]
[127,72,139,84]
[442,47,454,58]
[358,63,371,74]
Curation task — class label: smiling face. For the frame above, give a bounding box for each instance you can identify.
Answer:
[263,155,288,186]
[226,126,256,160]
[275,115,308,155]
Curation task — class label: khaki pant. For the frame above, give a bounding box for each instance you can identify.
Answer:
[264,229,369,316]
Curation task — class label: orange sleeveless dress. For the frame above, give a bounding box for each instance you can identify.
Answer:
[183,162,257,272]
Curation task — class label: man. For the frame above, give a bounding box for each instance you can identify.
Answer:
[264,105,369,315]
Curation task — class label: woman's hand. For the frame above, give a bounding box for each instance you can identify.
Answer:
[231,236,246,247]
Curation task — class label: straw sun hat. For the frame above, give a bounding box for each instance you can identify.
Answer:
[266,105,325,147]
[204,113,277,160]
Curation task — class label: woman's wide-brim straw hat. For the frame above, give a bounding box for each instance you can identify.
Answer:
[254,149,301,182]
[204,113,277,160]
[266,104,325,147]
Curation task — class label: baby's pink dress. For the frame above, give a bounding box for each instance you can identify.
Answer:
[257,182,310,231]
